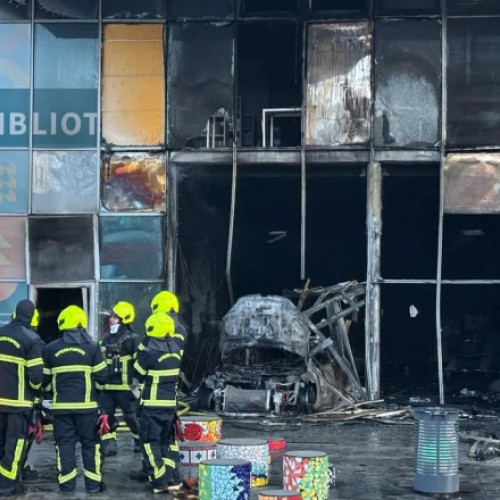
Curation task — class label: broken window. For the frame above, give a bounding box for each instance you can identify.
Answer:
[442,215,500,280]
[238,23,302,147]
[441,285,500,397]
[448,19,500,148]
[102,24,165,147]
[167,23,233,149]
[102,0,166,19]
[29,216,94,282]
[447,0,500,15]
[99,216,164,279]
[32,151,98,214]
[0,24,30,148]
[311,0,368,15]
[35,0,97,19]
[375,20,441,149]
[98,282,163,339]
[381,285,437,394]
[306,23,371,147]
[0,151,29,214]
[101,152,166,212]
[0,0,30,19]
[306,164,367,284]
[33,24,98,148]
[375,0,439,15]
[240,0,299,16]
[0,283,27,326]
[381,165,439,279]
[444,154,500,214]
[0,217,26,279]
[175,163,232,325]
[231,164,301,299]
[168,0,234,19]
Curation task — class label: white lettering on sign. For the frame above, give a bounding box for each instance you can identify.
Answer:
[0,112,98,136]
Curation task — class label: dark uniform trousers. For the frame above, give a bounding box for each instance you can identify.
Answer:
[52,411,101,492]
[139,408,177,488]
[0,412,29,489]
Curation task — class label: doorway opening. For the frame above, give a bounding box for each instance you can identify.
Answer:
[34,287,89,344]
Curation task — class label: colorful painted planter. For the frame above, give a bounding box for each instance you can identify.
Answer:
[328,463,335,489]
[199,458,251,500]
[179,414,223,442]
[283,450,329,500]
[259,490,302,500]
[179,441,217,465]
[267,437,286,451]
[217,438,269,487]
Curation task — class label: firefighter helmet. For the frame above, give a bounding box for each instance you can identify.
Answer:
[58,306,87,331]
[112,301,135,324]
[145,313,175,338]
[150,291,179,314]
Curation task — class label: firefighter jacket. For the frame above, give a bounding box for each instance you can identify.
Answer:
[43,328,107,414]
[169,313,186,358]
[133,337,181,409]
[99,324,141,391]
[0,307,44,412]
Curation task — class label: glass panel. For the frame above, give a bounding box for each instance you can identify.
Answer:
[29,216,94,283]
[240,0,298,15]
[0,151,28,214]
[168,24,233,149]
[448,0,500,15]
[0,24,30,148]
[99,216,164,279]
[0,0,31,19]
[33,24,98,148]
[168,0,234,19]
[232,165,301,299]
[101,152,166,212]
[375,0,439,15]
[0,282,27,326]
[306,23,372,147]
[102,24,165,146]
[32,151,98,214]
[98,282,163,339]
[0,217,26,279]
[448,19,500,148]
[35,0,97,19]
[375,20,440,149]
[311,0,368,14]
[102,0,166,19]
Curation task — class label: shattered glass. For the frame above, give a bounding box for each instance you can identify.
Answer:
[0,151,29,215]
[168,0,234,19]
[35,0,97,19]
[374,20,441,149]
[0,0,31,19]
[0,217,26,279]
[29,216,94,282]
[306,23,371,147]
[167,23,233,149]
[32,151,98,214]
[101,152,166,213]
[99,216,164,279]
[102,0,166,19]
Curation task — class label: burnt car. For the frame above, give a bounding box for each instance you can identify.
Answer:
[194,290,365,416]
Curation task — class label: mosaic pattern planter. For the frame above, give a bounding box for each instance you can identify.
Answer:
[267,437,286,451]
[199,459,251,500]
[217,438,269,487]
[259,490,302,500]
[328,463,335,489]
[283,450,329,500]
[179,441,217,465]
[179,415,222,442]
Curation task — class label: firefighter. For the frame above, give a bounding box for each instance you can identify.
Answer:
[134,313,182,494]
[99,301,141,456]
[43,306,107,493]
[0,300,43,496]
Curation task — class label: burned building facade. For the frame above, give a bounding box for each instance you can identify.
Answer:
[0,0,499,403]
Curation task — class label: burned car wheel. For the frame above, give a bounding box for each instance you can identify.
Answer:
[298,384,317,414]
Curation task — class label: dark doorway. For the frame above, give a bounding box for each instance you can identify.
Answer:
[35,287,87,343]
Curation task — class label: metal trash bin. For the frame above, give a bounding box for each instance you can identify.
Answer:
[414,407,461,494]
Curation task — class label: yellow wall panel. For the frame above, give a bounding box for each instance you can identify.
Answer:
[103,41,164,76]
[102,76,164,112]
[104,24,164,42]
[101,111,165,146]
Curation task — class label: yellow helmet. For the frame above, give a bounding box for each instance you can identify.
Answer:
[112,301,135,324]
[150,291,179,314]
[145,313,175,338]
[58,306,87,331]
[31,309,40,328]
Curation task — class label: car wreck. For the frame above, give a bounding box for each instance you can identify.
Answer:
[194,281,367,416]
